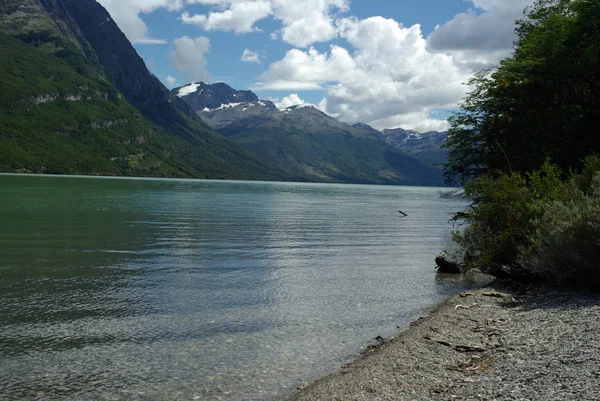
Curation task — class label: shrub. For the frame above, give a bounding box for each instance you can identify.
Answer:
[453,160,565,278]
[453,171,533,277]
[572,154,600,193]
[519,160,600,289]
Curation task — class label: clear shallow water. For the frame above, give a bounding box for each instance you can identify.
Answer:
[0,175,488,400]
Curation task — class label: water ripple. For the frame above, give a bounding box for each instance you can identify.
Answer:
[0,176,489,400]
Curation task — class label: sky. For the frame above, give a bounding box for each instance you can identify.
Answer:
[96,0,535,132]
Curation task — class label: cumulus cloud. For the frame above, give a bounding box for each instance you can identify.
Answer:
[180,0,348,47]
[271,0,349,47]
[259,16,470,130]
[99,0,349,47]
[427,0,535,71]
[369,112,451,133]
[170,36,212,81]
[98,0,534,131]
[241,49,261,63]
[97,0,184,44]
[275,94,310,109]
[181,1,272,33]
[259,46,354,87]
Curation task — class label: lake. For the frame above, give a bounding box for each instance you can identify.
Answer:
[0,175,487,400]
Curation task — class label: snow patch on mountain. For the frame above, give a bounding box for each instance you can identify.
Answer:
[406,133,422,141]
[177,82,202,97]
[200,102,245,112]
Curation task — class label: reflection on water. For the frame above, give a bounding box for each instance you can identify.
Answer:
[0,175,489,400]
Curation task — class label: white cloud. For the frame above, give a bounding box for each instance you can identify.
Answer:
[258,46,355,88]
[270,0,349,47]
[97,0,535,131]
[170,36,212,81]
[99,0,348,48]
[259,16,470,130]
[427,0,535,71]
[369,112,450,133]
[180,0,348,47]
[253,80,324,91]
[275,94,310,109]
[97,0,184,44]
[241,49,261,63]
[181,1,272,33]
[165,75,178,87]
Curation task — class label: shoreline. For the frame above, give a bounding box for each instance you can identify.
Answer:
[287,281,600,400]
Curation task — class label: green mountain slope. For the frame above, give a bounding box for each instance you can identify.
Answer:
[218,106,445,185]
[174,81,445,186]
[0,1,286,180]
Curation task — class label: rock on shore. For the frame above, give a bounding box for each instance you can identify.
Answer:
[288,283,600,400]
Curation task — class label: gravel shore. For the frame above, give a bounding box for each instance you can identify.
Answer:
[288,281,600,400]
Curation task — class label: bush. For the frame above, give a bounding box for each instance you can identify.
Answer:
[453,161,564,278]
[520,172,600,289]
[453,172,531,276]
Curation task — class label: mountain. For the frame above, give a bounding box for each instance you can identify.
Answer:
[174,82,445,186]
[0,0,285,180]
[353,124,449,168]
[380,128,449,168]
[352,123,386,141]
[175,82,259,111]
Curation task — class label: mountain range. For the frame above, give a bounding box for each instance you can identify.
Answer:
[174,82,448,185]
[353,124,448,167]
[0,0,448,186]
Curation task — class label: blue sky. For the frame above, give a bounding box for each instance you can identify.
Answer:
[97,0,534,131]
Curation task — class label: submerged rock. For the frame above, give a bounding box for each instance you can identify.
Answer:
[435,254,461,274]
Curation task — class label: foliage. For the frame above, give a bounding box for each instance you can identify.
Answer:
[520,167,600,289]
[444,0,600,185]
[0,33,285,180]
[452,161,564,277]
[445,0,600,288]
[572,154,600,193]
[454,156,600,288]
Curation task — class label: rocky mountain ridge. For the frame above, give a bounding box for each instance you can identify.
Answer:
[174,82,446,185]
[177,82,449,169]
[175,81,259,111]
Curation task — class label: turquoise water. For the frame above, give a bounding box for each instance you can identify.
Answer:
[0,175,486,400]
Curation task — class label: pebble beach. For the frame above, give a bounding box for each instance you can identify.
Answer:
[288,281,600,401]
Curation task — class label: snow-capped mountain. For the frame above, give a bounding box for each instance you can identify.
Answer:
[353,124,449,167]
[381,128,449,167]
[172,82,447,185]
[174,82,258,111]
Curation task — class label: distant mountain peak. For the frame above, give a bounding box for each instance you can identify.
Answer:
[353,122,377,129]
[176,82,203,97]
[201,100,276,113]
[172,82,259,110]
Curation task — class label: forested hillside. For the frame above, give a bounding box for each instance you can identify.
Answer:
[0,0,285,180]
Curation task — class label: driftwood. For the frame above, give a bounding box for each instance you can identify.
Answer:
[481,291,504,298]
[455,303,479,310]
[423,336,487,353]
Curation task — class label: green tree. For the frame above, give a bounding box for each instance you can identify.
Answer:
[445,0,600,184]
